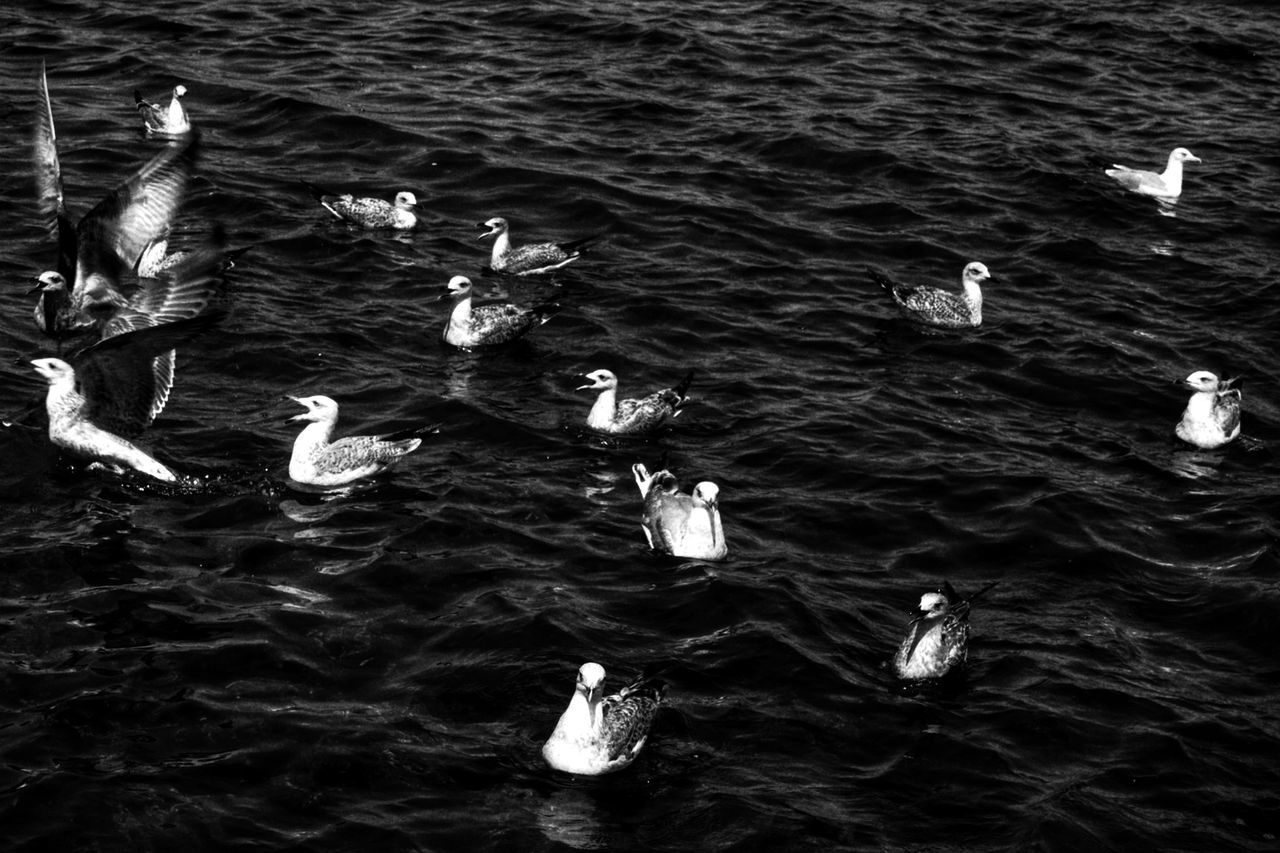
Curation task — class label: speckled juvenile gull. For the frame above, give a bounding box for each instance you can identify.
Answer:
[893,581,999,681]
[1175,371,1241,449]
[542,662,666,776]
[32,67,199,340]
[1105,147,1201,199]
[286,395,424,488]
[30,311,224,482]
[577,369,694,435]
[870,261,992,328]
[134,84,191,135]
[632,463,728,560]
[478,217,599,275]
[306,183,419,229]
[438,275,558,348]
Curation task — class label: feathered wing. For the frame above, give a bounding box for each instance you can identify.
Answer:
[602,677,665,762]
[73,129,200,302]
[1215,390,1242,436]
[73,311,225,436]
[34,61,77,279]
[467,303,556,344]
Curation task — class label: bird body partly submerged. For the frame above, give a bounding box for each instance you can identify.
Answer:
[287,395,423,488]
[632,463,727,560]
[309,184,419,229]
[542,662,666,775]
[579,369,693,434]
[893,581,998,681]
[1175,371,1241,449]
[478,217,597,275]
[872,261,991,328]
[135,84,191,135]
[1105,147,1201,199]
[438,275,556,348]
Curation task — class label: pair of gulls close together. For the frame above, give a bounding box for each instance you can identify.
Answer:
[543,578,999,776]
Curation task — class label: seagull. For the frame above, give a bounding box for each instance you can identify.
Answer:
[542,662,666,776]
[631,463,728,560]
[286,395,424,488]
[577,369,694,435]
[30,230,228,424]
[477,217,599,275]
[1105,147,1201,200]
[33,64,199,340]
[306,183,419,229]
[893,581,999,681]
[1175,371,1241,449]
[134,84,191,135]
[30,311,224,483]
[437,275,558,348]
[870,261,992,328]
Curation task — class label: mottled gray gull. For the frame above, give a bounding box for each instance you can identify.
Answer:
[286,395,424,488]
[437,275,557,348]
[632,463,728,560]
[307,183,419,230]
[577,369,694,435]
[893,581,999,681]
[542,662,666,776]
[134,84,191,135]
[870,261,992,328]
[1175,371,1240,449]
[1105,147,1201,199]
[477,216,599,275]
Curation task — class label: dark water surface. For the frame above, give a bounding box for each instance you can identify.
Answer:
[2,1,1279,850]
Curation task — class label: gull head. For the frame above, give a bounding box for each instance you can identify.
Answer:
[1171,147,1201,165]
[576,662,606,700]
[692,481,720,510]
[287,394,340,425]
[31,357,74,386]
[394,191,418,209]
[477,217,509,242]
[29,270,68,294]
[173,84,188,99]
[914,590,949,620]
[1183,370,1223,393]
[962,261,992,285]
[576,369,618,392]
[438,275,474,301]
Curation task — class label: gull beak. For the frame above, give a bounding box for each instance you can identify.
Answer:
[27,280,47,294]
[575,375,595,391]
[476,223,497,241]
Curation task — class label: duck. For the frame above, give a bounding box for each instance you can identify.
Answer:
[893,581,999,680]
[542,662,666,776]
[870,261,992,328]
[286,395,424,488]
[1105,147,1201,199]
[306,183,420,230]
[30,311,224,483]
[437,275,557,348]
[577,369,694,435]
[134,84,191,135]
[477,217,599,275]
[1175,371,1241,449]
[631,463,728,560]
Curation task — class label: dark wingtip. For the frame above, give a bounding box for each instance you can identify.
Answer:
[533,302,561,320]
[867,266,894,293]
[673,369,696,400]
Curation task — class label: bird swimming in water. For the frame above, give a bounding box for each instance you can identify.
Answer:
[577,369,694,435]
[1105,147,1201,200]
[542,662,666,776]
[286,395,425,489]
[893,581,999,681]
[632,463,728,560]
[477,216,599,275]
[306,183,420,230]
[437,275,558,348]
[134,84,191,135]
[33,65,199,341]
[1175,371,1241,449]
[870,261,992,328]
[30,311,224,483]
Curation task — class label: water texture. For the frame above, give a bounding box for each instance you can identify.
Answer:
[1,1,1278,850]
